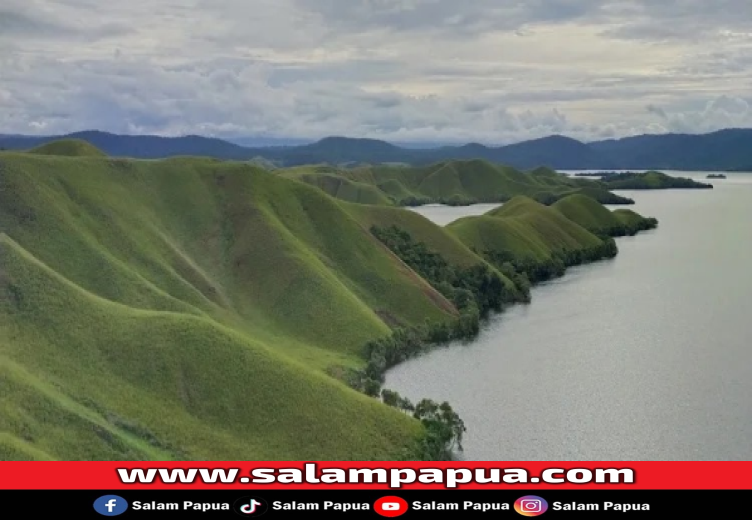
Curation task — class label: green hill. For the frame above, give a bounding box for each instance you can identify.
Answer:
[0,152,659,461]
[29,139,107,157]
[600,170,712,190]
[277,160,634,207]
[0,152,466,460]
[552,194,624,233]
[613,209,659,234]
[278,166,394,205]
[451,197,603,262]
[445,196,639,285]
[552,194,658,236]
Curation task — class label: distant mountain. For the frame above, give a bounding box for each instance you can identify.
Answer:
[0,131,256,160]
[491,135,615,170]
[274,136,420,165]
[589,129,752,170]
[226,137,312,148]
[3,128,752,170]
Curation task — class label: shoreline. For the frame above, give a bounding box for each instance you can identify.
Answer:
[338,204,658,460]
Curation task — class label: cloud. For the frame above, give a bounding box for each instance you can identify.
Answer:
[645,95,752,134]
[602,1,752,41]
[0,9,72,37]
[0,1,132,42]
[646,104,668,119]
[292,0,609,35]
[1,0,752,143]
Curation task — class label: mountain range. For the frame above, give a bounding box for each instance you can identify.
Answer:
[2,128,752,171]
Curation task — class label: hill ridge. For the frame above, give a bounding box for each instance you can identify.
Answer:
[278,159,634,207]
[29,139,107,157]
[0,151,660,460]
[3,128,752,169]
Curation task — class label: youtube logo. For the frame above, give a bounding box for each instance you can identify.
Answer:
[374,496,409,517]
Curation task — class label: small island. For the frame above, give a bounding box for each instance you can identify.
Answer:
[706,173,727,179]
[598,171,713,190]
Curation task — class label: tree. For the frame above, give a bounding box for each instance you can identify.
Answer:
[363,379,381,398]
[398,396,415,414]
[413,399,467,456]
[381,389,400,408]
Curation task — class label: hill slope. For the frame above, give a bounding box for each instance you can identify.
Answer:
[0,152,659,460]
[277,166,394,205]
[552,194,659,236]
[552,194,624,233]
[449,197,604,262]
[29,139,106,157]
[279,160,634,207]
[0,152,466,460]
[600,170,712,190]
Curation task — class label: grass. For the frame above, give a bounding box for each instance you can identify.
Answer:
[0,151,458,460]
[276,159,634,207]
[279,166,394,205]
[613,209,650,227]
[552,193,625,235]
[28,139,107,157]
[0,142,659,461]
[601,171,712,190]
[448,196,604,262]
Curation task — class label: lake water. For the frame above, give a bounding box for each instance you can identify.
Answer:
[389,172,752,460]
[408,203,503,227]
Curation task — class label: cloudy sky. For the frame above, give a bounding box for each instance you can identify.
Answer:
[1,0,751,144]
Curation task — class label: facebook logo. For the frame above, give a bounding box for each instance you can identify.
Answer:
[93,495,129,516]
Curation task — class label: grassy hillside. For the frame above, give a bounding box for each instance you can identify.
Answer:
[600,170,712,190]
[0,149,659,461]
[552,194,624,233]
[29,139,107,157]
[445,196,633,286]
[277,160,634,207]
[450,197,603,261]
[278,166,394,205]
[613,209,659,234]
[346,203,502,269]
[0,151,468,460]
[553,194,658,236]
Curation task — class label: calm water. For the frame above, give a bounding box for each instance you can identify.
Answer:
[408,203,502,226]
[386,172,752,460]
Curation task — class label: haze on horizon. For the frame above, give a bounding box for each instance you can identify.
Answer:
[1,1,751,144]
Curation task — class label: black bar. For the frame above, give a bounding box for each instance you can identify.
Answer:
[3,490,749,518]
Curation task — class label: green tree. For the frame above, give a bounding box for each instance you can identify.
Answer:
[381,389,401,407]
[413,399,467,455]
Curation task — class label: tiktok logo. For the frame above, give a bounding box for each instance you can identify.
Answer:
[233,496,269,517]
[241,500,263,514]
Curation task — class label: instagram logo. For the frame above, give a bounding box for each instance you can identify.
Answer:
[515,496,548,516]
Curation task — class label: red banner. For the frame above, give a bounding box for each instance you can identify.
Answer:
[0,462,750,490]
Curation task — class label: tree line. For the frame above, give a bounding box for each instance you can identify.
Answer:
[341,223,640,459]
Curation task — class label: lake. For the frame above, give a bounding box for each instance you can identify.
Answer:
[408,203,503,227]
[391,171,752,460]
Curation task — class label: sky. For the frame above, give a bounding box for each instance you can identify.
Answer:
[1,0,752,144]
